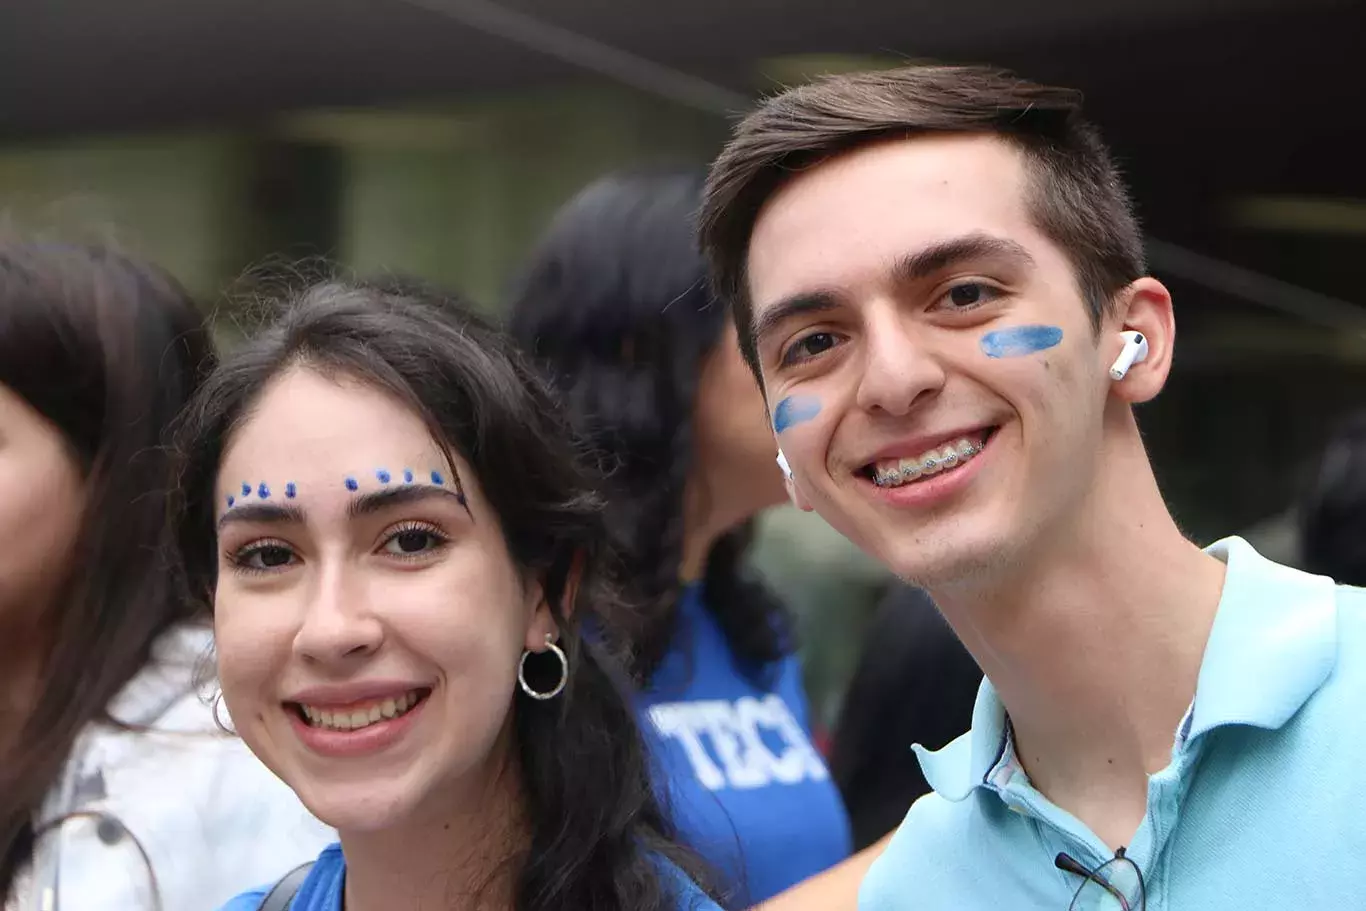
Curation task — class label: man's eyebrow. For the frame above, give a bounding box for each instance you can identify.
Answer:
[891,234,1035,283]
[217,503,305,532]
[751,291,842,350]
[345,484,468,519]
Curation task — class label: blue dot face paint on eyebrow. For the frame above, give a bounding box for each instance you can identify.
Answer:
[376,469,391,484]
[258,482,270,499]
[431,471,445,486]
[344,477,359,491]
[979,325,1063,358]
[226,495,235,508]
[403,469,414,484]
[773,395,822,434]
[241,482,251,497]
[285,482,297,499]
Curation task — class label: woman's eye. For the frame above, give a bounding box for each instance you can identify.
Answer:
[381,526,448,557]
[781,331,841,367]
[232,543,297,573]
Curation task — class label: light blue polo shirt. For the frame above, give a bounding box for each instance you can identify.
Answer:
[860,537,1366,910]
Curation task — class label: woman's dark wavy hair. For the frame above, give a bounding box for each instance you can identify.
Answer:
[509,171,791,685]
[170,277,715,911]
[0,242,215,899]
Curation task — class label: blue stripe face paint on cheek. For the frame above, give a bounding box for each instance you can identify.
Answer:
[979,325,1063,358]
[773,395,822,434]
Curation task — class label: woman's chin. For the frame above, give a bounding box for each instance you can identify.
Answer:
[301,786,420,834]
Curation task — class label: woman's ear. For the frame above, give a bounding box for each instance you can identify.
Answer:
[524,550,584,651]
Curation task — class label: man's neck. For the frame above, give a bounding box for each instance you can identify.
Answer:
[340,752,525,911]
[931,443,1227,849]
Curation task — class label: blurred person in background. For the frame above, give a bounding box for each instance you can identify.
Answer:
[828,586,981,851]
[175,279,720,911]
[509,171,853,908]
[0,241,332,911]
[1300,410,1366,586]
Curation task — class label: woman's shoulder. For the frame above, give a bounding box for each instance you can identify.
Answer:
[217,844,344,911]
[658,857,725,911]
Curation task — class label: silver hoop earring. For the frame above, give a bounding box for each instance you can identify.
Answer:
[211,691,236,734]
[518,633,568,701]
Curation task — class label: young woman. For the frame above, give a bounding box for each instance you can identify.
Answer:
[509,172,852,907]
[0,241,332,911]
[171,277,720,911]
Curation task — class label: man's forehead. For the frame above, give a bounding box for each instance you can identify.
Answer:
[746,135,1032,309]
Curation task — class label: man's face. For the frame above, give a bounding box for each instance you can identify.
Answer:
[746,134,1118,586]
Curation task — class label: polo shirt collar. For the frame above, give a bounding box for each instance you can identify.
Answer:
[914,537,1340,802]
[1185,536,1338,741]
[915,678,1007,802]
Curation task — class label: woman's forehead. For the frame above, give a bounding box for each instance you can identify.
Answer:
[218,368,454,496]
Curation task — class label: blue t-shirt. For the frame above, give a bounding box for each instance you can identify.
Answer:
[637,583,852,906]
[221,842,721,911]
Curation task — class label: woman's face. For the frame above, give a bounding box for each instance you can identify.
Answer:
[212,366,557,833]
[692,321,788,515]
[0,383,85,629]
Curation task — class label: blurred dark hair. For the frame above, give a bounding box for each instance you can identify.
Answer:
[509,171,791,684]
[170,277,714,911]
[698,65,1145,379]
[1300,410,1366,587]
[0,241,215,898]
[829,585,982,850]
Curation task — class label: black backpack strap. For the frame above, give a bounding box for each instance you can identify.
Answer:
[258,861,315,911]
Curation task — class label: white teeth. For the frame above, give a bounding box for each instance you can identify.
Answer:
[299,689,424,732]
[872,433,988,488]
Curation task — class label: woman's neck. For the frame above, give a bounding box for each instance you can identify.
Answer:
[340,751,527,911]
[678,470,753,584]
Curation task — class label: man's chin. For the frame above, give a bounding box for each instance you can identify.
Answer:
[877,527,1014,593]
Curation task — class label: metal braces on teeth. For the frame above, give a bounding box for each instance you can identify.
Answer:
[876,438,984,487]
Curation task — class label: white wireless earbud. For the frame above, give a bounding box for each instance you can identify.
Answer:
[1108,330,1149,381]
[776,449,794,481]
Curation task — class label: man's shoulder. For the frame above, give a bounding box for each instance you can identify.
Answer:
[859,789,1010,906]
[1334,581,1366,613]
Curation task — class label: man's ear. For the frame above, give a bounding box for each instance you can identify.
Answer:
[1106,277,1176,404]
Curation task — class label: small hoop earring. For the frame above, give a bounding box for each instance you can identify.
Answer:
[518,633,568,701]
[211,691,236,734]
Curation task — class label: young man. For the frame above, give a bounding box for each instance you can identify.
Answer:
[698,65,1366,909]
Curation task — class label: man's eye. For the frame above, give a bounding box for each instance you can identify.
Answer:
[781,332,840,366]
[942,282,1001,310]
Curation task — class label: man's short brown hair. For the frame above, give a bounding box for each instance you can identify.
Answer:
[697,65,1146,378]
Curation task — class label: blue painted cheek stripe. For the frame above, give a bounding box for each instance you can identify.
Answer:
[773,395,822,434]
[979,324,1063,358]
